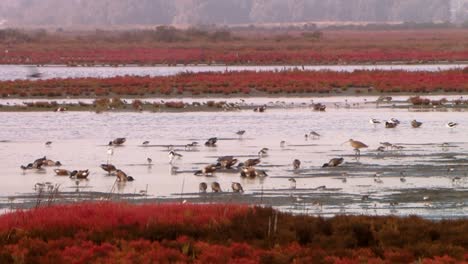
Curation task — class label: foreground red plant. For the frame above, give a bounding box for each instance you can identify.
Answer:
[1,69,467,98]
[0,203,466,263]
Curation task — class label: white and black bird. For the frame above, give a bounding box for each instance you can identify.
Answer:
[369,118,381,125]
[236,130,245,138]
[205,137,218,147]
[258,148,269,157]
[169,150,182,164]
[446,122,458,128]
[309,131,321,139]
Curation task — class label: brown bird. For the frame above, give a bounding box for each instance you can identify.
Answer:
[116,169,134,182]
[293,159,301,170]
[211,182,222,192]
[385,122,398,128]
[70,170,90,179]
[241,158,261,167]
[217,156,238,169]
[54,169,71,176]
[240,167,268,178]
[43,159,62,166]
[194,164,217,176]
[100,164,117,174]
[199,182,208,193]
[343,139,368,156]
[411,120,422,128]
[109,138,126,146]
[231,182,244,193]
[322,157,344,167]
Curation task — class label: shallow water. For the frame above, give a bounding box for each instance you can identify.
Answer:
[0,64,467,80]
[0,103,467,218]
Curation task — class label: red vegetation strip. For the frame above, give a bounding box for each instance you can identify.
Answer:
[1,69,468,98]
[1,30,468,65]
[0,203,467,263]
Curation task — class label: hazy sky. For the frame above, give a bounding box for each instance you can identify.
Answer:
[0,0,466,27]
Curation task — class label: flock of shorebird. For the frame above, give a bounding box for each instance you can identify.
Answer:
[19,116,461,197]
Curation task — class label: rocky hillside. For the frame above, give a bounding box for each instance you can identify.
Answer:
[0,0,464,27]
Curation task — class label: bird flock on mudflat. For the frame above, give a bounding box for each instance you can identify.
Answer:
[20,117,460,196]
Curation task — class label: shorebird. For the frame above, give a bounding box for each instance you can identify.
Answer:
[106,147,114,164]
[116,169,134,182]
[241,158,261,167]
[169,150,182,164]
[205,137,218,147]
[253,105,266,112]
[231,182,244,193]
[288,178,296,189]
[380,142,393,150]
[185,141,198,150]
[292,159,301,170]
[236,130,245,138]
[70,170,90,179]
[240,167,268,178]
[385,121,398,128]
[194,164,217,176]
[45,141,52,146]
[42,159,62,166]
[376,146,385,152]
[309,131,321,139]
[109,138,126,146]
[374,173,383,184]
[411,120,422,128]
[199,182,208,193]
[342,139,368,156]
[322,157,344,167]
[211,182,222,192]
[390,118,400,124]
[217,156,238,169]
[147,157,152,165]
[280,141,286,148]
[54,169,71,176]
[400,171,407,182]
[142,141,150,145]
[100,164,117,174]
[369,118,381,125]
[258,148,269,157]
[446,122,458,128]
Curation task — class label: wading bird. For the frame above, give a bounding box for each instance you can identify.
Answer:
[231,182,244,193]
[288,178,296,189]
[309,131,321,139]
[194,164,217,176]
[369,118,380,125]
[343,139,368,157]
[116,169,134,182]
[411,120,422,128]
[109,138,126,146]
[211,182,222,192]
[446,122,458,128]
[322,157,344,167]
[293,159,301,170]
[205,137,218,147]
[199,182,208,193]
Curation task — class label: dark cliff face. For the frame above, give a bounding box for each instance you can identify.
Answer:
[0,0,460,27]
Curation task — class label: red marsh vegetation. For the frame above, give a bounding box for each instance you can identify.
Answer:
[1,69,467,98]
[0,28,467,65]
[0,203,466,263]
